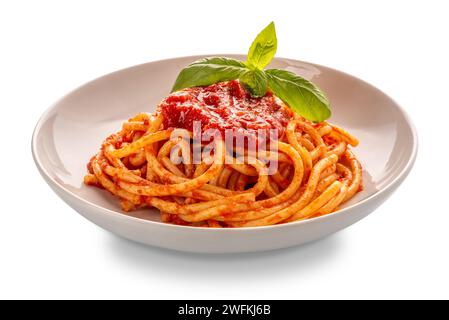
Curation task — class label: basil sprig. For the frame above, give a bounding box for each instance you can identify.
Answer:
[171,22,331,122]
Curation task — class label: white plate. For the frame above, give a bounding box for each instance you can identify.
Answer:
[32,55,417,253]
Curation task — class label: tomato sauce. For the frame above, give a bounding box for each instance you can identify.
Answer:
[158,80,293,139]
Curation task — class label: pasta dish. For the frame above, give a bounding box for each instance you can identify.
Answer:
[83,22,362,228]
[84,80,362,227]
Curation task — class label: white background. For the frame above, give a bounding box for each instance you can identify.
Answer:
[1,0,448,299]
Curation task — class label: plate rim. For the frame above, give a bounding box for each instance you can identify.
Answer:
[31,54,419,232]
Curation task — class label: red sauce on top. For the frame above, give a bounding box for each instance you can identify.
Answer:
[158,80,293,138]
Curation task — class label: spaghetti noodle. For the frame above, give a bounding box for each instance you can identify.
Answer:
[84,80,362,227]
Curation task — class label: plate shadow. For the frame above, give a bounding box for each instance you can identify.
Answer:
[105,231,346,279]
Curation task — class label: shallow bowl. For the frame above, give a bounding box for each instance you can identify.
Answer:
[32,55,417,253]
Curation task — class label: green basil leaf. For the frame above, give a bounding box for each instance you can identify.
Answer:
[247,22,277,70]
[171,57,248,92]
[266,69,331,122]
[239,69,268,97]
